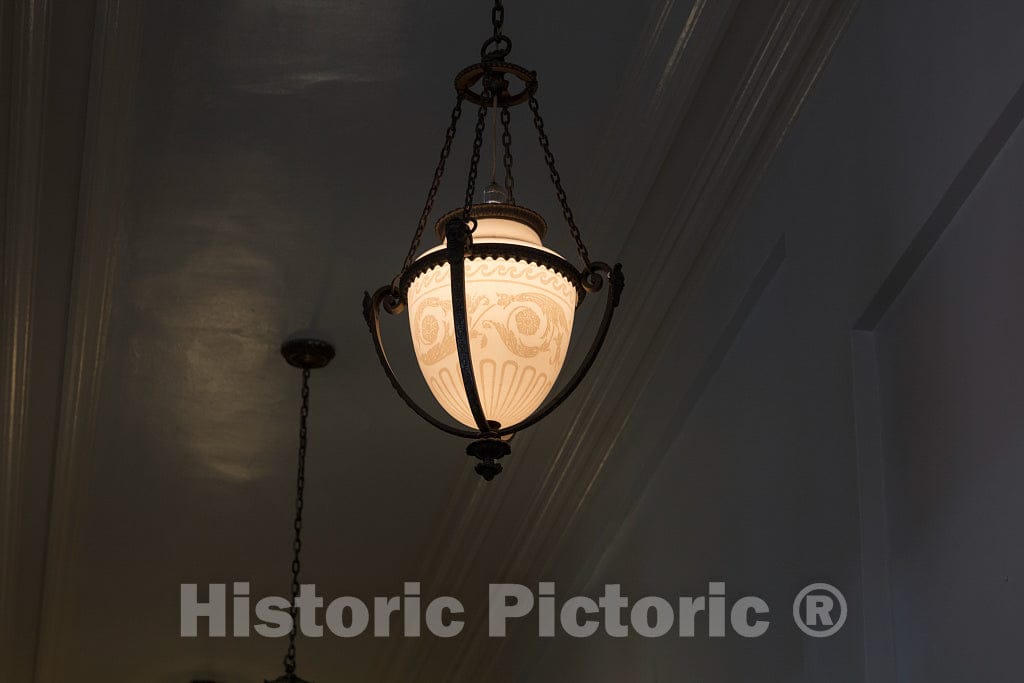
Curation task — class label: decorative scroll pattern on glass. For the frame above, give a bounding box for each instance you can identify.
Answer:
[407,256,577,428]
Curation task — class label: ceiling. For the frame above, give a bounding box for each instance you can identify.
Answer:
[0,0,857,680]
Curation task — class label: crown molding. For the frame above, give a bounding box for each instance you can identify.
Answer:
[30,0,143,679]
[0,0,55,676]
[574,0,741,254]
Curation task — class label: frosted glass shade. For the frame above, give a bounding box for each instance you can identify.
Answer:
[406,216,578,429]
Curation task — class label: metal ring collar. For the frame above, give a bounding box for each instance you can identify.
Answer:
[434,203,548,241]
[454,61,537,108]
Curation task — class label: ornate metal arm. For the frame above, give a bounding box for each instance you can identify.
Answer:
[443,219,495,435]
[362,287,480,440]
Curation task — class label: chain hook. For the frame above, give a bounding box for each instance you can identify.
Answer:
[480,35,512,62]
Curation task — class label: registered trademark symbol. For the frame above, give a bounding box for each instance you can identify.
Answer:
[792,582,847,637]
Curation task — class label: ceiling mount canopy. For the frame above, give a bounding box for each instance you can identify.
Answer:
[363,0,624,481]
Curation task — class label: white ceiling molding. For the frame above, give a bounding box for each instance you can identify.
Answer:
[0,0,56,677]
[574,0,739,257]
[30,1,143,680]
[530,0,864,562]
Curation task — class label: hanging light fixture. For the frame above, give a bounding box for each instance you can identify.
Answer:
[363,0,624,480]
[265,339,335,683]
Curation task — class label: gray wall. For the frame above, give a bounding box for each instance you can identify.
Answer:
[872,123,1024,681]
[526,0,1024,680]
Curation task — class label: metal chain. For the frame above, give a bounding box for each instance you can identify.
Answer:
[283,368,311,676]
[397,95,465,282]
[491,0,505,39]
[528,94,592,269]
[500,106,516,204]
[463,96,490,220]
[490,95,499,183]
[481,0,511,61]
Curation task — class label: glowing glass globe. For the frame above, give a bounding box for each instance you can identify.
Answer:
[405,207,579,429]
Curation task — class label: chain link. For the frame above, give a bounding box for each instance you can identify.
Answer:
[500,106,516,205]
[528,95,592,269]
[283,368,311,676]
[491,0,505,39]
[396,95,465,283]
[481,0,511,61]
[463,96,491,220]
